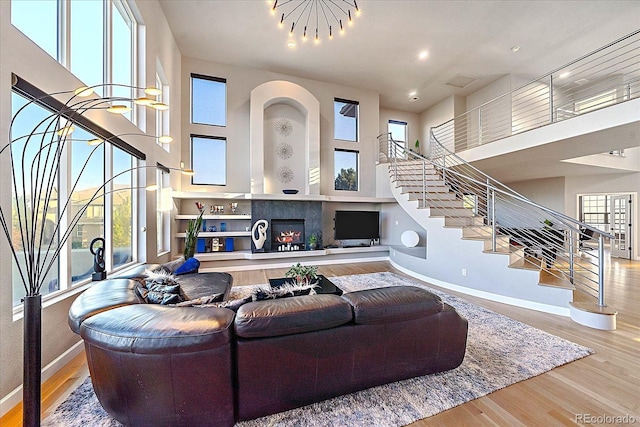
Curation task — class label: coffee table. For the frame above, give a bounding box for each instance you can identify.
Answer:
[268,275,343,296]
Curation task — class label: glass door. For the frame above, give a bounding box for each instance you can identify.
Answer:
[610,195,632,259]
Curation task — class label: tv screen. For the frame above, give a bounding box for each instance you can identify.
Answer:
[334,210,380,240]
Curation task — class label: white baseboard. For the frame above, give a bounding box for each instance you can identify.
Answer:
[390,260,571,317]
[0,341,84,418]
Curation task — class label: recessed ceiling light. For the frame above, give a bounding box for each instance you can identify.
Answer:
[511,45,520,53]
[287,39,296,48]
[418,50,428,60]
[409,96,419,102]
[559,72,571,79]
[409,91,417,97]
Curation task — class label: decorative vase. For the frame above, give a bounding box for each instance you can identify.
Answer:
[23,294,42,427]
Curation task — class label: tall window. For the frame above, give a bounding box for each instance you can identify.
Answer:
[156,72,170,152]
[191,136,227,185]
[10,89,138,307]
[12,0,137,119]
[388,120,407,157]
[113,147,134,268]
[157,166,171,254]
[191,74,226,126]
[579,195,610,232]
[334,149,358,191]
[334,98,359,141]
[12,0,58,58]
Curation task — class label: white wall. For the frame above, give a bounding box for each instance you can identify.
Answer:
[179,57,381,198]
[0,0,182,404]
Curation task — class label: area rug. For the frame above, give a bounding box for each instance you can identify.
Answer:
[43,272,593,427]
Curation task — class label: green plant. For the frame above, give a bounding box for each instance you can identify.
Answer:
[285,262,318,286]
[184,211,204,259]
[415,139,420,149]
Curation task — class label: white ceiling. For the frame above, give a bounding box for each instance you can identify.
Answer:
[157,0,640,113]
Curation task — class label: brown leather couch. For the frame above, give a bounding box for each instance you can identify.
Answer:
[69,275,468,426]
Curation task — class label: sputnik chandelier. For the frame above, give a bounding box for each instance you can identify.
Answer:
[270,0,361,47]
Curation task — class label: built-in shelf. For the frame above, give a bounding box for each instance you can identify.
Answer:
[175,214,251,220]
[175,231,251,238]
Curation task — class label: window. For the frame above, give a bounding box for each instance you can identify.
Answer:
[388,120,407,157]
[156,72,170,151]
[10,88,139,307]
[11,0,58,59]
[191,135,226,185]
[575,89,617,114]
[579,195,610,233]
[156,166,171,255]
[191,74,226,126]
[334,98,359,141]
[12,0,137,119]
[112,147,134,268]
[334,149,358,191]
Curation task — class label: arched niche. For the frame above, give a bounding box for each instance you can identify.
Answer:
[250,80,320,195]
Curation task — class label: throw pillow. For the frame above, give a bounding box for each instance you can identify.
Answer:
[141,270,186,305]
[160,257,186,274]
[175,257,200,275]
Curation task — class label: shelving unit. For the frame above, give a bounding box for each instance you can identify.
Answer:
[173,192,398,267]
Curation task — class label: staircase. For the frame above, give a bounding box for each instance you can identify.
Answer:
[380,136,617,330]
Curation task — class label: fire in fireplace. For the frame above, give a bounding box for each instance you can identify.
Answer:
[271,219,305,252]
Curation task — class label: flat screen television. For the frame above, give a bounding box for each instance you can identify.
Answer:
[334,210,380,240]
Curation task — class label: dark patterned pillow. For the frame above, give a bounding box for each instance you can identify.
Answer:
[138,270,186,305]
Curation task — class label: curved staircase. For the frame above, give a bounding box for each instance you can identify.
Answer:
[382,139,617,330]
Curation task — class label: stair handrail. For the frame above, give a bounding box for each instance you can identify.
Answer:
[379,132,613,307]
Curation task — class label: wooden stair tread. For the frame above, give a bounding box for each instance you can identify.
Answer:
[570,301,618,315]
[538,268,575,290]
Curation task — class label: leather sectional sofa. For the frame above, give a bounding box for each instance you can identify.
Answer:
[68,269,468,426]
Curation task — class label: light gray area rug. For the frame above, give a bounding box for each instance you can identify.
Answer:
[44,272,593,427]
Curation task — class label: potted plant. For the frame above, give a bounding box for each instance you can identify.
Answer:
[184,210,204,259]
[285,262,319,286]
[308,233,318,250]
[414,139,420,153]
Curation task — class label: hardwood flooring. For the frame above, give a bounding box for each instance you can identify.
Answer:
[2,259,638,426]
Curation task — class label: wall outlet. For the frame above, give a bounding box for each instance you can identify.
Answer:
[395,220,399,225]
[462,268,467,277]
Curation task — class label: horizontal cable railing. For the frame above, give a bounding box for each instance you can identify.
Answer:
[432,29,640,153]
[379,132,614,307]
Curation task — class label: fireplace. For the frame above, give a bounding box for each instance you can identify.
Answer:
[271,219,305,252]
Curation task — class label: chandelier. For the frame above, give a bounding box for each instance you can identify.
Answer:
[270,0,361,47]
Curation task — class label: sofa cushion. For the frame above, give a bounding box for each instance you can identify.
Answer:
[341,286,443,325]
[68,278,143,334]
[80,304,235,353]
[234,295,353,339]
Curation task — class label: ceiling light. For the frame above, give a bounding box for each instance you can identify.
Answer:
[272,0,360,46]
[158,135,173,144]
[409,91,417,97]
[56,125,74,136]
[409,96,419,102]
[418,51,428,60]
[287,38,297,48]
[559,72,571,79]
[88,138,103,146]
[511,45,521,53]
[134,97,155,106]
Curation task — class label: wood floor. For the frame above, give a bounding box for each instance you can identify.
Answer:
[2,259,638,426]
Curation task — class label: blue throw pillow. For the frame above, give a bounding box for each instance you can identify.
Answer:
[175,257,200,275]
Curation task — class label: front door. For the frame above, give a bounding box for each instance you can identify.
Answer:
[610,195,632,259]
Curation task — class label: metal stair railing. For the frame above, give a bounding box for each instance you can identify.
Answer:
[431,29,640,153]
[378,132,614,307]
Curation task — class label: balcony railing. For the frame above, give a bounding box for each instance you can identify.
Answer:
[432,29,640,153]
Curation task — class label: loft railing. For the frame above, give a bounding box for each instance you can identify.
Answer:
[431,29,640,153]
[378,132,614,307]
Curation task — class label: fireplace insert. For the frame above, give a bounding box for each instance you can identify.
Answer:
[271,219,305,252]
